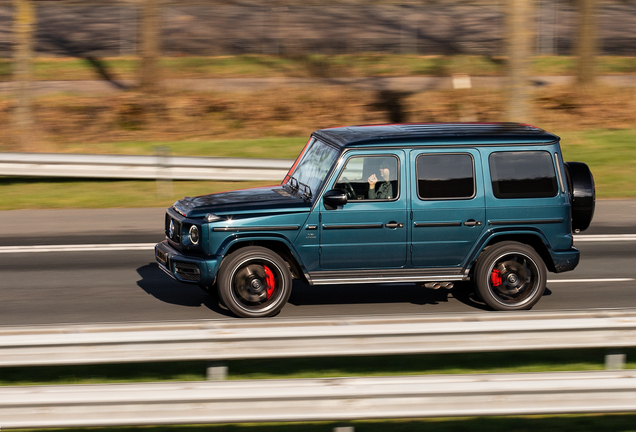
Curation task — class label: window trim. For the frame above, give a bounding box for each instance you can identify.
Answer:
[415,152,476,201]
[334,154,401,202]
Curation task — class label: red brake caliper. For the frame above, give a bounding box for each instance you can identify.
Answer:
[491,269,503,287]
[263,265,275,298]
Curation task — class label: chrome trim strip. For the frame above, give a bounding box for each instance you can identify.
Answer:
[554,152,565,194]
[323,224,384,230]
[414,222,462,227]
[157,262,177,280]
[311,274,466,285]
[489,219,564,226]
[213,225,300,232]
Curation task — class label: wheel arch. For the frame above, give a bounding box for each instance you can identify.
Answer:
[220,237,308,284]
[471,232,556,273]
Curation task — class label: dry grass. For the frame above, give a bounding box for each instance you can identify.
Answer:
[2,85,636,153]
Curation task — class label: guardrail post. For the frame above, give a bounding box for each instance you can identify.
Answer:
[155,145,173,196]
[605,350,626,370]
[207,362,228,380]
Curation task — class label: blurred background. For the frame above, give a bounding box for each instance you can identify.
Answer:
[2,0,636,208]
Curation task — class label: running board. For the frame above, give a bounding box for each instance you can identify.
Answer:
[308,268,468,286]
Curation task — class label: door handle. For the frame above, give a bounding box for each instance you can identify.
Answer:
[464,220,482,227]
[385,222,404,229]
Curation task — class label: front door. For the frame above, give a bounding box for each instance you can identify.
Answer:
[319,152,407,269]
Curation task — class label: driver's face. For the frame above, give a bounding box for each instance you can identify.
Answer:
[380,167,390,181]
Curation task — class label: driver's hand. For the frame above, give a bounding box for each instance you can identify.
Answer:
[368,174,377,188]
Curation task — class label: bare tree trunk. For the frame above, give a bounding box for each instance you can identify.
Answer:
[506,0,534,123]
[138,0,160,92]
[576,0,597,87]
[13,0,36,151]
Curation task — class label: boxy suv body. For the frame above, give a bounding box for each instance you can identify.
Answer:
[156,123,595,317]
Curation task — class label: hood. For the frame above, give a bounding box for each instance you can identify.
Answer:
[174,185,311,217]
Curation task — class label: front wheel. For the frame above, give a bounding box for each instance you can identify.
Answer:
[217,246,292,318]
[474,241,547,311]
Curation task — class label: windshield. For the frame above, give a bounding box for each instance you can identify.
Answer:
[284,138,339,201]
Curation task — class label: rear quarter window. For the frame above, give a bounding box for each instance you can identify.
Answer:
[489,151,558,199]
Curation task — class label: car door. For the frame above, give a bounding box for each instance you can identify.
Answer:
[410,149,486,268]
[319,151,408,270]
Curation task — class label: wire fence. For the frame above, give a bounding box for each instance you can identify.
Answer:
[1,0,636,58]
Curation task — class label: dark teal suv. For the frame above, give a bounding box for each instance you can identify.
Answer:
[156,123,595,317]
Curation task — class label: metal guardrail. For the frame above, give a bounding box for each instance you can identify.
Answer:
[1,310,636,367]
[1,310,636,428]
[0,152,293,181]
[2,370,636,428]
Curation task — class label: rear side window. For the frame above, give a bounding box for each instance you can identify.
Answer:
[417,153,475,200]
[489,151,558,199]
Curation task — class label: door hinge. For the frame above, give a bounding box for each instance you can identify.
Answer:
[319,246,322,255]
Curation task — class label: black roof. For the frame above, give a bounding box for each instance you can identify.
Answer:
[312,123,559,148]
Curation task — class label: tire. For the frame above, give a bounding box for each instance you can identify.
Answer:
[564,162,595,232]
[474,241,547,311]
[217,246,292,318]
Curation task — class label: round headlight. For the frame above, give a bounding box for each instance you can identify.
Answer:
[189,225,200,245]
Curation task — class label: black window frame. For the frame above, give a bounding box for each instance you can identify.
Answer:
[489,150,559,199]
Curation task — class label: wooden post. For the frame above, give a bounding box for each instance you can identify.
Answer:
[506,0,534,123]
[13,0,36,150]
[138,0,160,92]
[576,0,597,87]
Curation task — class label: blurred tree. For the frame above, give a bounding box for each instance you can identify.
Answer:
[577,0,597,86]
[506,0,534,122]
[138,0,160,92]
[13,0,35,151]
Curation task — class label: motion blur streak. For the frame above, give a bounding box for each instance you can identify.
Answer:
[0,244,155,253]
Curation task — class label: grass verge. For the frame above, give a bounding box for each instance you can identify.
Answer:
[0,178,274,210]
[17,415,636,432]
[1,349,635,386]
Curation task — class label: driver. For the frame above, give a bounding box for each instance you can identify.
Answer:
[368,159,393,199]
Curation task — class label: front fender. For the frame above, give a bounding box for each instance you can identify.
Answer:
[212,233,309,281]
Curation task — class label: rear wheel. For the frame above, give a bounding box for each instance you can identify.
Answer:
[474,242,547,311]
[217,246,292,318]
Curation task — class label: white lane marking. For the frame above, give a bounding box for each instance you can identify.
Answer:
[575,234,636,242]
[548,278,635,283]
[0,233,634,254]
[0,244,156,253]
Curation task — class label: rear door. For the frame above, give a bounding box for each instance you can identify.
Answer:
[410,149,486,268]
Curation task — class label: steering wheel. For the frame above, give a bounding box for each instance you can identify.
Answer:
[343,181,357,200]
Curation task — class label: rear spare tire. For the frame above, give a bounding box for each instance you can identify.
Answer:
[564,162,595,232]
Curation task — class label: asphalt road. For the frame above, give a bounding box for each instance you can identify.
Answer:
[1,201,635,326]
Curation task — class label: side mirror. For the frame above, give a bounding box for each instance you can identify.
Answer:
[323,189,348,210]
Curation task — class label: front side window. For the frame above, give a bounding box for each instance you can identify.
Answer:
[490,151,558,199]
[334,155,399,201]
[284,138,339,201]
[417,153,475,200]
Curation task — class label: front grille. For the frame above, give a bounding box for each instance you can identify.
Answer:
[174,262,201,281]
[165,214,182,244]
